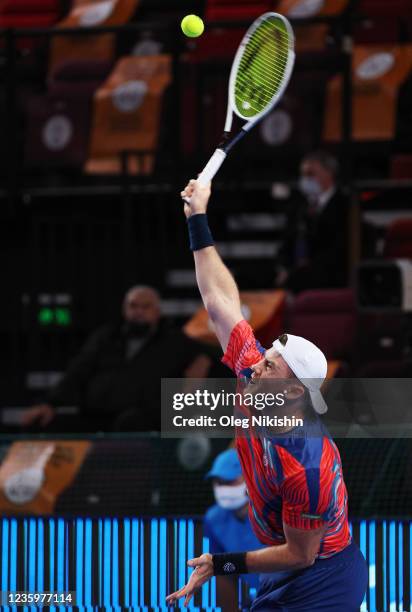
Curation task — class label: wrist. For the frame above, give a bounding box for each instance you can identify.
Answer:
[212,552,248,576]
[187,213,214,251]
[188,208,207,217]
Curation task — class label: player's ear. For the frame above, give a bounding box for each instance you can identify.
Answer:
[285,382,305,400]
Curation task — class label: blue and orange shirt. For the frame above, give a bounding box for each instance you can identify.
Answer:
[222,319,351,559]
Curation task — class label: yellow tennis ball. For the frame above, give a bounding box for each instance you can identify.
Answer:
[181,14,204,38]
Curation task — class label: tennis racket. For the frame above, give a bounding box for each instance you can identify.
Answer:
[185,12,295,200]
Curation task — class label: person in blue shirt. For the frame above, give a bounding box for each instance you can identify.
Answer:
[204,448,264,610]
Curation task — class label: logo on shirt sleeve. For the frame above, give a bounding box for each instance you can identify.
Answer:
[301,512,323,520]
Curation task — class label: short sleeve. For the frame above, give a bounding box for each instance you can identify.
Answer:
[281,468,327,531]
[222,320,264,377]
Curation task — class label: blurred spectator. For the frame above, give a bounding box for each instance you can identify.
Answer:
[276,151,349,293]
[21,286,213,432]
[204,448,264,609]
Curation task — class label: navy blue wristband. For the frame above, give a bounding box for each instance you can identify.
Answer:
[187,214,214,251]
[212,552,248,575]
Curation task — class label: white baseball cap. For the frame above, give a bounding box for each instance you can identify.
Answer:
[272,333,328,414]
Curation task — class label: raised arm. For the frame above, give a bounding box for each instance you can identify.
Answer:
[181,179,243,351]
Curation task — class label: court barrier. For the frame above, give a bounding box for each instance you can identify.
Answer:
[0,516,409,611]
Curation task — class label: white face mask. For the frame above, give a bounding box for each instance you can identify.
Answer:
[299,176,322,200]
[213,482,248,510]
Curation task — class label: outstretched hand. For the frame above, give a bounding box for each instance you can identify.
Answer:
[181,179,211,219]
[166,553,213,607]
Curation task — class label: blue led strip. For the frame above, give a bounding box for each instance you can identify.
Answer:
[151,519,158,608]
[210,572,217,611]
[410,523,412,611]
[24,519,28,591]
[159,519,167,607]
[202,537,210,610]
[398,522,403,612]
[2,518,9,595]
[76,519,84,607]
[389,521,395,609]
[98,519,103,607]
[38,519,44,594]
[383,521,387,608]
[123,518,130,607]
[49,519,55,592]
[85,519,92,607]
[179,520,186,610]
[174,520,178,597]
[10,519,17,594]
[140,519,144,608]
[57,519,64,593]
[103,519,111,608]
[65,522,69,595]
[131,519,138,607]
[369,521,376,612]
[359,521,367,611]
[187,520,195,611]
[29,518,36,592]
[112,519,119,608]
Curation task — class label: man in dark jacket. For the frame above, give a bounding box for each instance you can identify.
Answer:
[276,151,349,293]
[21,286,213,432]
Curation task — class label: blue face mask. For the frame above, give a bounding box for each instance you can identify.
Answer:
[299,176,322,200]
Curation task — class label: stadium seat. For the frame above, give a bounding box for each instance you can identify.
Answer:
[47,59,113,97]
[85,55,172,175]
[25,55,110,168]
[0,0,61,51]
[184,290,286,348]
[49,0,138,77]
[277,0,348,16]
[355,0,412,43]
[324,45,412,141]
[277,0,349,53]
[354,20,401,44]
[205,0,273,22]
[357,0,411,18]
[184,27,244,63]
[285,288,356,360]
[25,94,92,167]
[383,219,412,259]
[0,0,59,10]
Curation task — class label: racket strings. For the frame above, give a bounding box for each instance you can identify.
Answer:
[234,18,292,117]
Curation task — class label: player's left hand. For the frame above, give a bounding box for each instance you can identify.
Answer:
[166,553,213,607]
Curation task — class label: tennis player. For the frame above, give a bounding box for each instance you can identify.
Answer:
[166,180,367,611]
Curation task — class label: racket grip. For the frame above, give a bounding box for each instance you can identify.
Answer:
[197,149,227,186]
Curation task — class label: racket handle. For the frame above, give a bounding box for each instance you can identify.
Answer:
[183,149,226,204]
[197,148,227,186]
